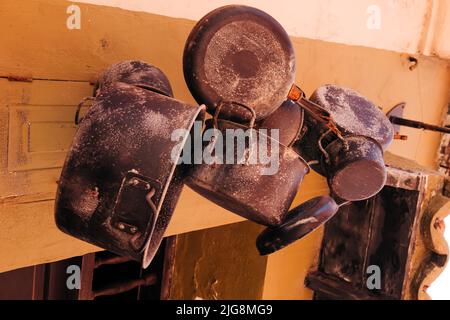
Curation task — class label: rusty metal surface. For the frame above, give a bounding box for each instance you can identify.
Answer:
[55,81,204,268]
[183,5,295,121]
[187,119,309,227]
[294,85,393,168]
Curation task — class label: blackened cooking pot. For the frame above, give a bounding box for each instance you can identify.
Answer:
[293,85,393,201]
[55,62,205,268]
[186,103,310,226]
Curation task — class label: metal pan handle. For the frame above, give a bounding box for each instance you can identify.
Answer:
[75,97,95,125]
[213,101,256,130]
[256,195,339,255]
[288,85,345,141]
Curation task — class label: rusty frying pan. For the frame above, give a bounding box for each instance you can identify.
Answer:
[183,5,296,122]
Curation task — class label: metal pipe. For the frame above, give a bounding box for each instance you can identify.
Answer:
[389,116,450,134]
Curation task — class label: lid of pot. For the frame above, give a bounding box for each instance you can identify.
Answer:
[97,60,173,97]
[256,195,339,255]
[309,85,394,150]
[183,5,296,122]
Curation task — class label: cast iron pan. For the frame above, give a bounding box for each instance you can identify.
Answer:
[183,5,296,122]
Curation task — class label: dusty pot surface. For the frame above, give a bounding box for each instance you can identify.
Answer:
[324,135,387,201]
[183,5,296,122]
[293,85,392,200]
[258,100,305,147]
[97,60,173,97]
[310,85,393,149]
[187,118,309,227]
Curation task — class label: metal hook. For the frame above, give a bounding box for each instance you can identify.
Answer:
[213,101,257,165]
[74,97,94,125]
[318,129,332,164]
[288,84,345,142]
[213,101,257,129]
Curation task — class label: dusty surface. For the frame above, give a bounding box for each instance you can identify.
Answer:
[97,60,174,97]
[183,5,295,120]
[310,84,394,149]
[203,20,292,114]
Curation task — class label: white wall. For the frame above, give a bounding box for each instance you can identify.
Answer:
[427,217,450,300]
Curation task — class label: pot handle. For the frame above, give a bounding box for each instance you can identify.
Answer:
[75,96,95,125]
[288,84,345,140]
[256,195,340,255]
[213,101,256,130]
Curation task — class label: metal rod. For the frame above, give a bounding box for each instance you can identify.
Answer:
[93,273,157,298]
[390,116,450,134]
[94,255,132,268]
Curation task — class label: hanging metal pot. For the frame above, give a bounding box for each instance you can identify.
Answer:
[55,62,205,268]
[256,86,392,254]
[322,135,386,201]
[183,5,343,144]
[186,102,310,226]
[293,85,393,201]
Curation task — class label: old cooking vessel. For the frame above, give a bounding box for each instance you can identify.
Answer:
[293,85,394,201]
[186,102,310,226]
[183,5,296,122]
[255,86,391,254]
[55,61,205,268]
